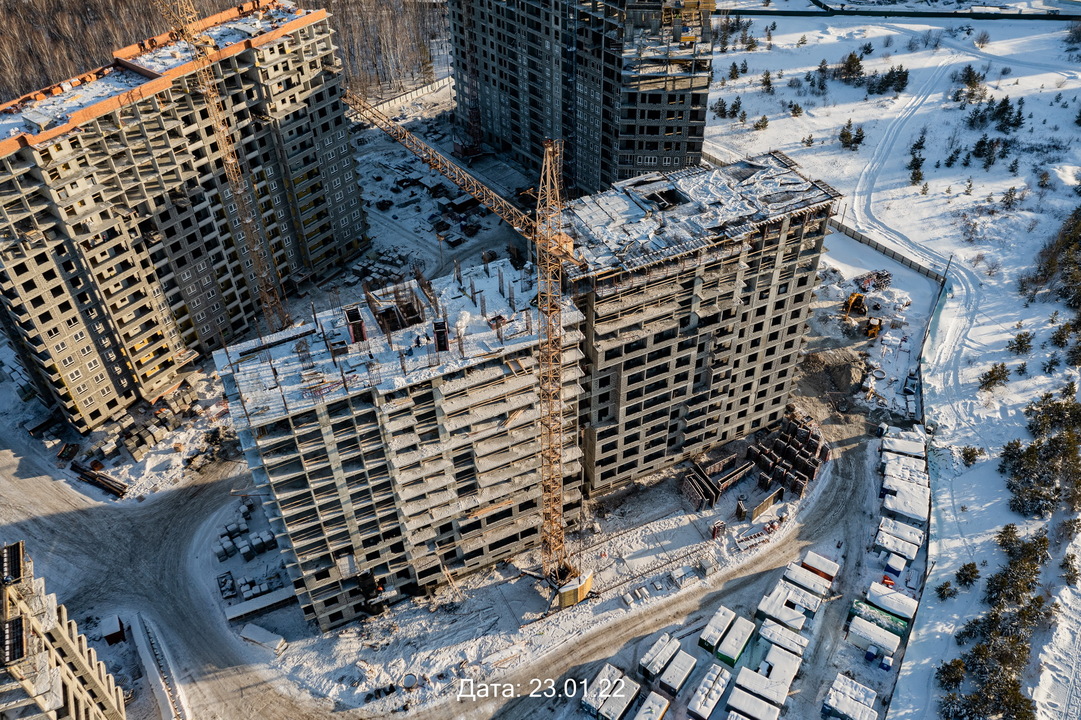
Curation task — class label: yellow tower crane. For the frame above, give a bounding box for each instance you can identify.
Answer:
[349,95,588,601]
[151,0,290,334]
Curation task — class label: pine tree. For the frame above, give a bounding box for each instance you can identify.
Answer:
[739,110,747,123]
[802,134,814,146]
[729,62,739,80]
[740,59,748,74]
[910,167,924,185]
[979,362,1010,391]
[791,103,804,117]
[797,34,807,47]
[753,115,769,130]
[852,126,865,148]
[838,118,854,149]
[712,98,728,119]
[729,96,742,118]
[761,70,772,93]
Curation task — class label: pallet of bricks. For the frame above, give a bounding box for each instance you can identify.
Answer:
[746,413,830,498]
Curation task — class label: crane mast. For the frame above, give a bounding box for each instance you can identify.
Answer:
[347,94,578,585]
[151,0,290,334]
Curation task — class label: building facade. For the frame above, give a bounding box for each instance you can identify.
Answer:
[217,260,584,630]
[1,541,127,720]
[0,1,365,432]
[447,0,713,194]
[566,153,838,494]
[220,153,837,631]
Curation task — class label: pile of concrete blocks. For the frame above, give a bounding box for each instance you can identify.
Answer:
[747,413,831,498]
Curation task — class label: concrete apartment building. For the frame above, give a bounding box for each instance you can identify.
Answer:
[447,0,713,193]
[1,541,127,720]
[216,260,585,629]
[0,1,364,432]
[220,152,837,630]
[566,153,839,494]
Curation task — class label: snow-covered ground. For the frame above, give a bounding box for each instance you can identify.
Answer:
[700,12,1081,719]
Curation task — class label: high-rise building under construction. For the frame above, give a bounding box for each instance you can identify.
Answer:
[0,1,364,432]
[219,152,839,630]
[1,541,127,720]
[447,0,714,193]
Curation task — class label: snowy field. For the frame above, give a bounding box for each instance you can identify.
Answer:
[700,11,1081,719]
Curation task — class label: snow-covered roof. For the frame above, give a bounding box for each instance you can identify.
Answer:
[880,451,929,485]
[881,436,926,459]
[583,663,624,713]
[563,153,838,282]
[784,562,831,597]
[878,516,925,548]
[632,691,670,720]
[726,687,781,720]
[640,635,681,678]
[802,551,840,580]
[883,472,930,497]
[700,605,736,649]
[127,3,311,73]
[848,616,902,655]
[716,617,756,663]
[825,684,879,720]
[867,582,919,620]
[758,618,810,658]
[757,579,822,631]
[734,644,801,707]
[658,650,696,693]
[0,1,314,149]
[881,480,930,525]
[886,553,907,573]
[216,260,584,430]
[873,528,919,561]
[830,673,878,709]
[599,676,640,720]
[688,664,732,719]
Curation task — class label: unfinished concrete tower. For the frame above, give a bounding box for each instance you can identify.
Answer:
[217,260,584,631]
[1,542,127,720]
[0,1,364,432]
[566,152,839,495]
[447,0,713,193]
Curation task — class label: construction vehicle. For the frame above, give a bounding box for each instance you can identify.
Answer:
[842,292,867,318]
[150,0,290,334]
[347,95,589,605]
[865,317,882,338]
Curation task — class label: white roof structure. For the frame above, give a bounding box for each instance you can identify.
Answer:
[784,562,831,597]
[757,579,822,631]
[886,554,907,574]
[583,663,624,714]
[640,636,681,679]
[658,650,697,694]
[726,687,781,720]
[881,437,926,459]
[599,676,641,720]
[802,551,840,580]
[758,619,810,658]
[882,481,930,525]
[867,582,919,620]
[632,691,670,720]
[873,528,919,561]
[878,517,925,547]
[562,153,839,282]
[716,617,756,664]
[700,605,736,650]
[880,452,929,485]
[848,616,901,655]
[734,644,801,707]
[726,714,753,720]
[831,673,878,708]
[218,260,585,431]
[688,664,732,720]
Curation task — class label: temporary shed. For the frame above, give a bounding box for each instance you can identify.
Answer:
[880,452,929,485]
[878,516,925,548]
[758,618,810,657]
[726,687,781,720]
[849,599,908,638]
[688,664,732,720]
[823,673,879,720]
[885,553,907,576]
[881,436,925,459]
[872,528,919,562]
[658,650,697,696]
[734,644,801,707]
[716,616,756,666]
[867,582,919,621]
[631,691,669,720]
[881,482,930,528]
[239,624,287,655]
[583,663,624,717]
[639,634,679,680]
[756,579,821,631]
[783,562,831,597]
[801,551,840,581]
[699,605,736,652]
[599,676,641,720]
[847,616,901,655]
